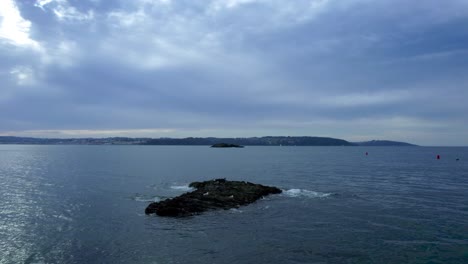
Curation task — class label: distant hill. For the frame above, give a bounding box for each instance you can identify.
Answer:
[0,136,149,145]
[142,136,353,146]
[354,140,417,146]
[0,136,417,146]
[0,136,353,146]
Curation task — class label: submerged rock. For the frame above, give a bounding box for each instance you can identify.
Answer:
[145,179,282,217]
[210,143,244,148]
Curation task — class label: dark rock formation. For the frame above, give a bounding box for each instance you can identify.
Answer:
[211,143,244,148]
[145,179,282,217]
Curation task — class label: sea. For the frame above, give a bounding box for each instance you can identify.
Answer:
[0,145,467,264]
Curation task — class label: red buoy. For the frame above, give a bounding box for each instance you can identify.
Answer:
[437,155,440,160]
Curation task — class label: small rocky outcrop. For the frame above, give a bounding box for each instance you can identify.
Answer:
[145,179,282,217]
[211,143,244,148]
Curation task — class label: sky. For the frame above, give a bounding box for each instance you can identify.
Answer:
[0,0,467,145]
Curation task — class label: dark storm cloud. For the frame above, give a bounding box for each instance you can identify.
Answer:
[1,0,467,145]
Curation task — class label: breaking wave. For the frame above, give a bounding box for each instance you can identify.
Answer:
[132,194,163,202]
[282,189,333,198]
[170,185,194,192]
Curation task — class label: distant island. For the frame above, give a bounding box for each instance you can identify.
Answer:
[211,143,244,148]
[0,136,416,146]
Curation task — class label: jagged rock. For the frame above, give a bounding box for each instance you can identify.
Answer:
[145,179,281,217]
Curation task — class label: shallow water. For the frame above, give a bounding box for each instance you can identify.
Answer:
[0,145,467,263]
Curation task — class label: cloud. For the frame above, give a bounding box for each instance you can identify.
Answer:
[0,128,175,138]
[35,0,94,21]
[0,0,467,145]
[10,66,36,86]
[0,0,40,49]
[318,91,411,107]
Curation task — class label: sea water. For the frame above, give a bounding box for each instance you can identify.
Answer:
[0,145,467,263]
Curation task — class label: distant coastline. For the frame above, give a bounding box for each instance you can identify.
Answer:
[0,136,417,146]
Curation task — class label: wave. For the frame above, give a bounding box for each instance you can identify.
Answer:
[132,194,163,202]
[170,185,194,192]
[282,189,333,198]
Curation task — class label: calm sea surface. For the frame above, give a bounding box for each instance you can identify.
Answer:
[0,145,467,264]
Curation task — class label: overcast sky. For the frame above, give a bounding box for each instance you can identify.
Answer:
[1,0,467,145]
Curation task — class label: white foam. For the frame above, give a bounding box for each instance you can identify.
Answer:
[133,195,162,202]
[229,208,243,213]
[283,189,332,198]
[170,185,194,192]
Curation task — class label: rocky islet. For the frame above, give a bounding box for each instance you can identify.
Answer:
[145,179,282,217]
